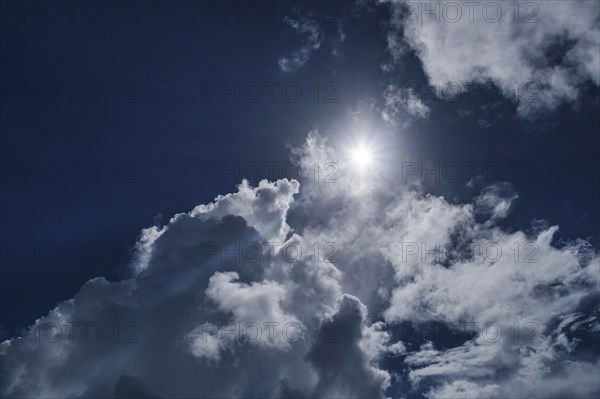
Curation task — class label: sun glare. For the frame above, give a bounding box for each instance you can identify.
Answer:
[350,144,374,170]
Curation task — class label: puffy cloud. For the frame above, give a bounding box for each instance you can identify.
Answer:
[198,271,302,353]
[384,0,600,116]
[1,179,314,399]
[190,178,299,246]
[1,133,598,398]
[305,295,391,399]
[288,132,599,397]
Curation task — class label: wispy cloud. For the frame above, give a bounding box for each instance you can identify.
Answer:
[278,17,323,73]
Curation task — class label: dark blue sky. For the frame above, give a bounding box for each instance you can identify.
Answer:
[1,2,600,399]
[1,0,598,349]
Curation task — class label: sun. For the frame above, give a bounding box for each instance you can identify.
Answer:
[350,143,374,170]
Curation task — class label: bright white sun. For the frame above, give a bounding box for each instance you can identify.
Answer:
[350,144,374,170]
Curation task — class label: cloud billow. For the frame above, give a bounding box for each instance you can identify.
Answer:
[1,133,598,398]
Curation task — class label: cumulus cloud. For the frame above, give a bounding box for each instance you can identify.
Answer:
[384,0,600,116]
[0,170,388,398]
[2,179,312,398]
[306,295,391,399]
[288,132,599,397]
[1,133,598,398]
[201,271,302,353]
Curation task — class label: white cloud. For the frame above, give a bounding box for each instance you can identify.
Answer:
[289,132,599,397]
[278,17,323,72]
[382,85,431,126]
[1,133,598,398]
[385,0,600,116]
[475,182,518,220]
[204,271,302,351]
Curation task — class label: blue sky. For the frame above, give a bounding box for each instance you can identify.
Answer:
[1,1,599,398]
